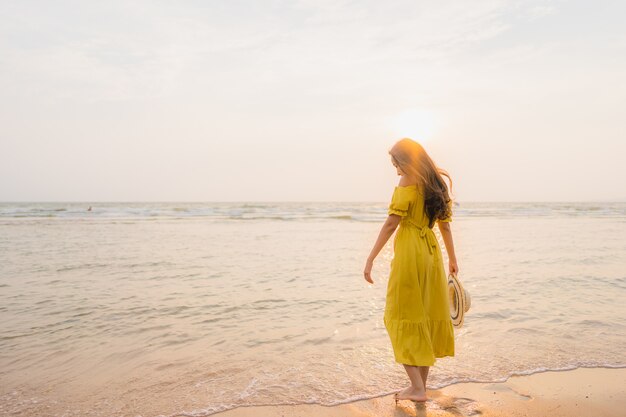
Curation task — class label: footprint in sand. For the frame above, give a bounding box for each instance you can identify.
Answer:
[428,395,483,416]
[483,383,533,401]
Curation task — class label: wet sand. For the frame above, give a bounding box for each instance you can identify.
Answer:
[213,367,626,417]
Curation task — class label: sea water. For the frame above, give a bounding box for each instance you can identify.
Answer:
[1,201,625,416]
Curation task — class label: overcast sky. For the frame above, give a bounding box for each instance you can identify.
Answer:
[1,0,624,202]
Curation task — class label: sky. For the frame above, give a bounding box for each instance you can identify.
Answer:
[0,0,624,202]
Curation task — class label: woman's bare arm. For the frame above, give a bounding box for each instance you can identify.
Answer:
[437,221,459,275]
[363,214,401,284]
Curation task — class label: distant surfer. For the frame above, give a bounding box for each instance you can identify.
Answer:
[87,206,92,211]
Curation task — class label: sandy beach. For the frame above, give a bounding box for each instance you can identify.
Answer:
[214,367,626,417]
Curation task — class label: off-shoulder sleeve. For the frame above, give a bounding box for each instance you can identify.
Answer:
[387,187,411,217]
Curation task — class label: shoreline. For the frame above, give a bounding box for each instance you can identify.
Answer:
[212,366,626,417]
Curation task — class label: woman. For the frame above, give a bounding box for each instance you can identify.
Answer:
[363,138,458,404]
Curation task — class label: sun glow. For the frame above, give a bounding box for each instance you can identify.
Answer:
[388,108,439,142]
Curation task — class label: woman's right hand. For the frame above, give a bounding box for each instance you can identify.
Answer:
[363,258,374,284]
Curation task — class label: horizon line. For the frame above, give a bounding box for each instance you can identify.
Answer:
[1,200,625,204]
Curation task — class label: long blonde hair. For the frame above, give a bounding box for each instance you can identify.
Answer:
[389,138,453,228]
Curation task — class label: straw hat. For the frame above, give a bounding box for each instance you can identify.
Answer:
[448,273,471,328]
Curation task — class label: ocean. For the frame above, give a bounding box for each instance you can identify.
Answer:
[1,201,625,416]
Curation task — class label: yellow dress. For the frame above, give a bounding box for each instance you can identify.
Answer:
[384,184,455,366]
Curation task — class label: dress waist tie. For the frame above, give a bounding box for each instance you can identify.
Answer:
[399,218,438,255]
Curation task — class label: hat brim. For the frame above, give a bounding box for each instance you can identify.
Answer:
[448,274,469,328]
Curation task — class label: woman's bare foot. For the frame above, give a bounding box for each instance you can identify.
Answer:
[394,385,428,403]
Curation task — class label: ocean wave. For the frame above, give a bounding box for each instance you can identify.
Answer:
[1,202,624,220]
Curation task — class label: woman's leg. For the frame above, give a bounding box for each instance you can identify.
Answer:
[419,366,430,389]
[402,364,426,392]
[395,364,428,401]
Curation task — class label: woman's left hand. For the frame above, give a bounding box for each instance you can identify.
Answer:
[449,258,459,276]
[363,258,374,284]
